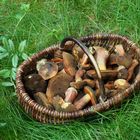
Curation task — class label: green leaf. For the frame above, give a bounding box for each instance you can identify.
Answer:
[12,54,19,68]
[1,82,14,87]
[0,52,8,60]
[11,68,17,80]
[2,37,8,47]
[8,39,14,49]
[22,53,28,60]
[0,69,11,78]
[18,40,26,52]
[0,122,6,127]
[0,46,7,53]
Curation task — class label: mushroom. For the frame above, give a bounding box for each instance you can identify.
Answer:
[46,69,73,103]
[108,50,133,68]
[115,44,125,56]
[64,87,78,103]
[50,58,63,63]
[94,47,109,70]
[83,79,96,88]
[63,52,77,76]
[24,74,47,93]
[105,81,115,90]
[50,58,64,71]
[127,59,139,81]
[72,45,84,61]
[75,69,85,82]
[86,69,118,80]
[70,69,86,89]
[70,81,87,89]
[80,64,92,70]
[74,86,97,110]
[34,92,53,109]
[117,65,128,79]
[79,53,89,67]
[52,95,77,112]
[36,59,58,80]
[114,79,130,89]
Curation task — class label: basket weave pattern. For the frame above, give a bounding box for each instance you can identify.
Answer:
[16,34,140,123]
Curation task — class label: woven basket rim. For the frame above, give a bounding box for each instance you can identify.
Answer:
[16,33,140,121]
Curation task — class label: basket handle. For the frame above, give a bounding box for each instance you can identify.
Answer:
[60,37,106,102]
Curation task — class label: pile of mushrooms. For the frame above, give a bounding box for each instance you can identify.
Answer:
[24,43,139,112]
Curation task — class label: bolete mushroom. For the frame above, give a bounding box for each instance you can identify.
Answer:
[70,69,86,89]
[86,69,118,80]
[117,65,128,79]
[94,47,109,70]
[108,48,133,68]
[52,95,77,112]
[114,79,130,89]
[115,44,125,56]
[127,59,139,81]
[36,59,58,80]
[64,87,78,103]
[34,92,53,109]
[79,53,89,67]
[63,52,77,76]
[75,69,85,82]
[46,69,73,103]
[74,86,97,110]
[72,45,84,61]
[24,74,47,93]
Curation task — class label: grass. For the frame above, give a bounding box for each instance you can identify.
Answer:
[0,0,140,139]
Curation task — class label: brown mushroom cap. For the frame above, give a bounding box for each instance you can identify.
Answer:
[83,86,97,106]
[63,52,77,76]
[24,74,47,93]
[37,59,58,80]
[46,70,73,103]
[108,54,133,68]
[36,59,48,71]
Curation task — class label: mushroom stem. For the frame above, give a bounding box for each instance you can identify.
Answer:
[52,95,77,112]
[94,47,109,70]
[74,86,97,110]
[127,59,139,81]
[75,69,85,82]
[117,65,128,79]
[80,53,89,66]
[34,92,53,109]
[74,94,91,110]
[115,44,125,56]
[64,87,78,103]
[87,69,118,80]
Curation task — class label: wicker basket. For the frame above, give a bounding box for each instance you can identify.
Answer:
[16,34,140,124]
